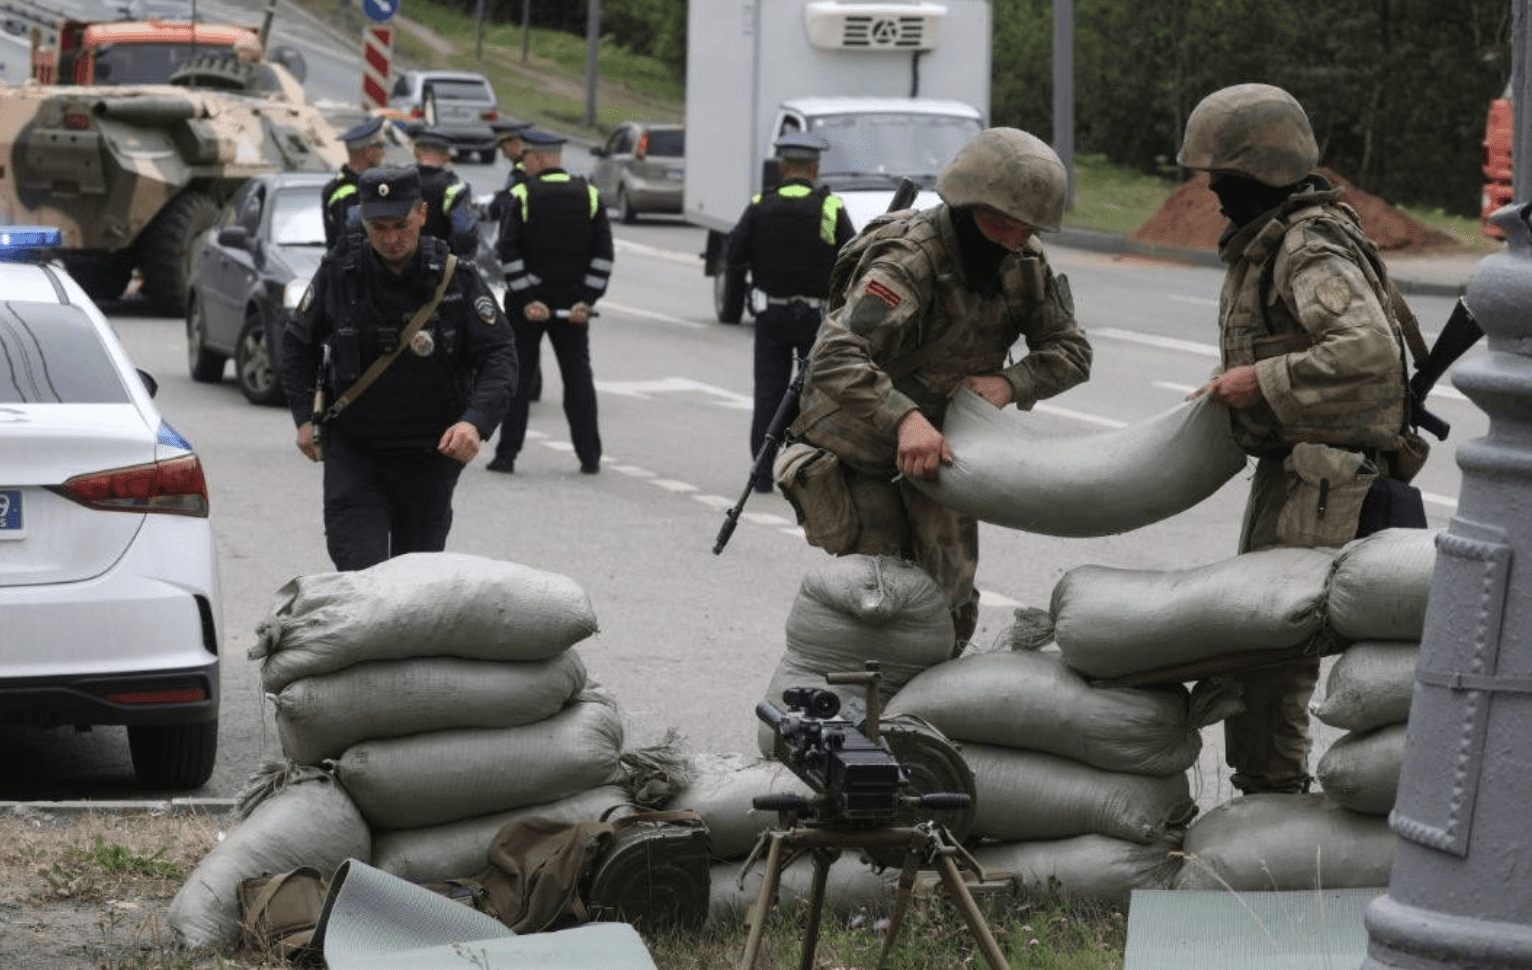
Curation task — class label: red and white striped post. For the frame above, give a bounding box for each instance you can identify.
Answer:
[361,26,392,110]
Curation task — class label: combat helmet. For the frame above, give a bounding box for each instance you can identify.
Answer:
[1177,83,1319,187]
[936,128,1068,232]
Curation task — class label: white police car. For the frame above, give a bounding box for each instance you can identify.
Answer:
[0,227,221,790]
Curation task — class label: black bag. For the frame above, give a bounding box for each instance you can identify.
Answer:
[1357,477,1428,537]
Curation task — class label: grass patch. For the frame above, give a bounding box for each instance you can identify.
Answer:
[1065,153,1180,236]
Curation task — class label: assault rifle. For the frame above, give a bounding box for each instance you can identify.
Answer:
[1410,297,1483,440]
[712,176,921,555]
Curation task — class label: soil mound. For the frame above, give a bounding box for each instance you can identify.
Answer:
[1132,170,1460,254]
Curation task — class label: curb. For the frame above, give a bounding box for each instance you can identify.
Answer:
[1,798,238,817]
[1051,227,1470,299]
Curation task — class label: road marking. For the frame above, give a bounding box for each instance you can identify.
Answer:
[1153,380,1200,395]
[978,589,1021,608]
[615,238,699,266]
[1092,326,1221,357]
[651,479,696,493]
[694,494,735,509]
[601,301,704,329]
[1169,294,1219,307]
[1034,402,1127,429]
[595,376,753,409]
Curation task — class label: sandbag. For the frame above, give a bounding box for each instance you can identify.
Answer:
[275,652,588,765]
[907,388,1248,537]
[962,743,1196,845]
[338,693,625,830]
[882,651,1203,776]
[169,768,371,950]
[253,553,599,692]
[971,833,1184,906]
[758,555,954,755]
[1310,641,1418,732]
[1051,547,1336,680]
[708,855,891,925]
[1171,793,1395,891]
[1327,528,1440,642]
[371,785,634,884]
[1316,723,1407,816]
[667,753,814,860]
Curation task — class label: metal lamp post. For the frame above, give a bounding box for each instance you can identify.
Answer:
[1360,3,1532,967]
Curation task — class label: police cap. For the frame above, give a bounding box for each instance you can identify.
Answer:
[412,127,453,152]
[774,131,829,161]
[339,115,385,152]
[520,128,568,151]
[358,167,423,221]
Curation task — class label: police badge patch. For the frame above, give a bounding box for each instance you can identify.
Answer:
[475,295,498,323]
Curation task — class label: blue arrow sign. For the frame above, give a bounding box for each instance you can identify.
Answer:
[362,0,398,23]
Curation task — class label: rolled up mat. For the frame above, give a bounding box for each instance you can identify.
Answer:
[313,859,659,970]
[908,389,1247,537]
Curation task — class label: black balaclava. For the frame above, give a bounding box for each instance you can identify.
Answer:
[951,207,1009,298]
[1209,173,1301,230]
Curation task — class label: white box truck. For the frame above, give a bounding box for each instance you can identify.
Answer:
[685,0,992,322]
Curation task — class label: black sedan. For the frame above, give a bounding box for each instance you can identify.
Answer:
[186,172,329,405]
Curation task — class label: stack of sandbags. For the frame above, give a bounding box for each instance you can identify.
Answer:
[251,553,631,883]
[884,649,1208,900]
[666,753,813,861]
[756,555,954,756]
[169,764,371,950]
[1048,547,1339,683]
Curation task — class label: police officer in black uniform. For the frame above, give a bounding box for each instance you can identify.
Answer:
[281,167,517,571]
[409,126,479,258]
[321,116,387,251]
[486,117,533,223]
[726,132,856,491]
[488,129,613,474]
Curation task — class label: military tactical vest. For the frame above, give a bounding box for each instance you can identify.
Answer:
[747,181,843,298]
[1218,189,1411,454]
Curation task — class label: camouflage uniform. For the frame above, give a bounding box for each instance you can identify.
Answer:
[1183,84,1411,795]
[789,204,1091,643]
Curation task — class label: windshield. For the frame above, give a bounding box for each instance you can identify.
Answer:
[270,188,326,247]
[645,129,684,157]
[91,43,232,85]
[426,79,494,102]
[809,112,982,180]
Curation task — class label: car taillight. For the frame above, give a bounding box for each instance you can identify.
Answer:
[482,110,498,122]
[107,688,208,705]
[50,454,210,518]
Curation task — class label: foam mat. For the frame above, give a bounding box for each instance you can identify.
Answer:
[1124,888,1385,970]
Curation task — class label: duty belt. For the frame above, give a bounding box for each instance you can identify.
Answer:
[766,296,823,308]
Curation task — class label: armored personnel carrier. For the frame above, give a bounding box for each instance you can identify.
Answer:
[0,3,343,313]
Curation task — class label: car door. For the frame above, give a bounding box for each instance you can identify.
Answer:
[592,125,635,198]
[202,181,265,355]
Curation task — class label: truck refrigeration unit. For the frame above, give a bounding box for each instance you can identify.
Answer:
[685,0,991,322]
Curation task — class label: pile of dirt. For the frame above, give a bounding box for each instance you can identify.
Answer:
[1132,170,1460,254]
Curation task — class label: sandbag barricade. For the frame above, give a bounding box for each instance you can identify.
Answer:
[971,833,1184,906]
[1325,528,1440,642]
[756,555,954,756]
[665,753,814,861]
[1311,639,1419,816]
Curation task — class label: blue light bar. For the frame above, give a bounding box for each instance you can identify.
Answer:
[0,226,63,249]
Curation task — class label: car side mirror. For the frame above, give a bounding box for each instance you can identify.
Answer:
[137,368,158,398]
[217,226,250,249]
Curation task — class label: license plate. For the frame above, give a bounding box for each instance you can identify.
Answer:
[0,489,22,539]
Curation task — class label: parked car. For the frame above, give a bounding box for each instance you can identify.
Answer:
[186,171,329,406]
[588,121,685,223]
[387,69,501,163]
[0,227,222,789]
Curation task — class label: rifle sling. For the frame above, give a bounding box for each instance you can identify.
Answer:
[324,253,458,421]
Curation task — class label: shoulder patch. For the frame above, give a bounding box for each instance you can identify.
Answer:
[475,294,498,323]
[1314,276,1353,316]
[865,279,902,308]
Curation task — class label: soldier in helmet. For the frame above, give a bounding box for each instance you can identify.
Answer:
[409,126,479,258]
[1179,83,1424,795]
[781,127,1093,651]
[726,131,856,492]
[322,116,388,251]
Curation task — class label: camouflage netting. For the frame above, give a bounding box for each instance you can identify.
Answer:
[1132,169,1459,254]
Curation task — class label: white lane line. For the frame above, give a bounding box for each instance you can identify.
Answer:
[614,238,699,266]
[1034,402,1127,429]
[1153,380,1200,395]
[612,464,656,477]
[694,494,735,509]
[1169,294,1219,307]
[601,301,704,329]
[595,376,753,409]
[1422,491,1457,511]
[745,511,793,526]
[651,479,696,493]
[978,589,1021,609]
[1091,326,1221,358]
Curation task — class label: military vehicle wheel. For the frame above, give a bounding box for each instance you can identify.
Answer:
[128,719,217,790]
[616,187,638,225]
[143,191,221,316]
[186,296,227,383]
[235,311,285,406]
[62,254,133,302]
[714,267,746,324]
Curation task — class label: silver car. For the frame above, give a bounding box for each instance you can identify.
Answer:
[387,69,502,163]
[588,121,685,223]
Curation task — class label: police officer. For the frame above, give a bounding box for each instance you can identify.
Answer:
[488,129,613,474]
[281,167,517,571]
[486,118,534,222]
[321,116,387,250]
[727,132,855,492]
[783,128,1092,650]
[410,126,479,258]
[1179,84,1422,795]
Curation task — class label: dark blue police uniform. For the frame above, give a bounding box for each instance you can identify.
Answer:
[490,129,614,474]
[321,116,387,251]
[410,126,479,259]
[282,167,517,570]
[726,132,856,490]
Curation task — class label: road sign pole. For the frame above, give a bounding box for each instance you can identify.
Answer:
[362,25,393,111]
